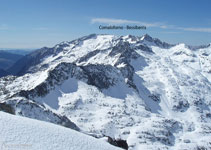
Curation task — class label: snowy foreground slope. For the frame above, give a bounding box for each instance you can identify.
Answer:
[0,34,211,150]
[0,111,121,150]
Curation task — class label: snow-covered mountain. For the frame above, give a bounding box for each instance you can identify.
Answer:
[0,34,210,150]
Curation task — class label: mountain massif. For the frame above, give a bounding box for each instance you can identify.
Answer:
[0,34,210,150]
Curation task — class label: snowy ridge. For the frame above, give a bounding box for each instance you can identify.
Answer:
[0,34,211,150]
[0,111,121,150]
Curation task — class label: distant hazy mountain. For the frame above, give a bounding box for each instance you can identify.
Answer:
[0,69,8,77]
[0,51,23,74]
[0,49,35,55]
[0,49,35,77]
[6,47,51,76]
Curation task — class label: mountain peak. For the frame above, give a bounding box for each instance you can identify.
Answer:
[141,34,153,41]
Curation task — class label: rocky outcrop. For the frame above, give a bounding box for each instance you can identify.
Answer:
[3,98,79,131]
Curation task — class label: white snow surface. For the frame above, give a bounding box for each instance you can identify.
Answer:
[0,111,121,150]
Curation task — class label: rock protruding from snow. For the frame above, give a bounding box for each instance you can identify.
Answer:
[140,34,174,48]
[1,97,80,131]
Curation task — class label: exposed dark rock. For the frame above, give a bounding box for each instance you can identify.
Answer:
[78,50,101,63]
[109,41,131,57]
[107,136,128,150]
[183,139,191,143]
[0,102,15,114]
[15,63,79,99]
[173,100,189,112]
[149,94,161,102]
[142,34,154,42]
[15,62,120,99]
[4,98,80,131]
[134,44,153,53]
[196,146,208,150]
[141,34,174,48]
[81,64,117,89]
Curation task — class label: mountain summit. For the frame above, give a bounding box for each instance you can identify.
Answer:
[0,34,211,150]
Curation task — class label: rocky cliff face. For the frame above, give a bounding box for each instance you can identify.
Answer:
[0,34,210,150]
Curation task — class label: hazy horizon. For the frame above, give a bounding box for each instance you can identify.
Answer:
[1,33,211,50]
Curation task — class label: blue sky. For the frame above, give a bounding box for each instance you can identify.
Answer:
[0,0,211,48]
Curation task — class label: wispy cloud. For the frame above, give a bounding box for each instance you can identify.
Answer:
[160,31,182,34]
[177,27,211,33]
[91,18,163,27]
[33,27,49,31]
[91,17,211,33]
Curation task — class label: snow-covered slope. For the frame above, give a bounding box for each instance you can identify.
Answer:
[0,34,210,150]
[0,111,121,150]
